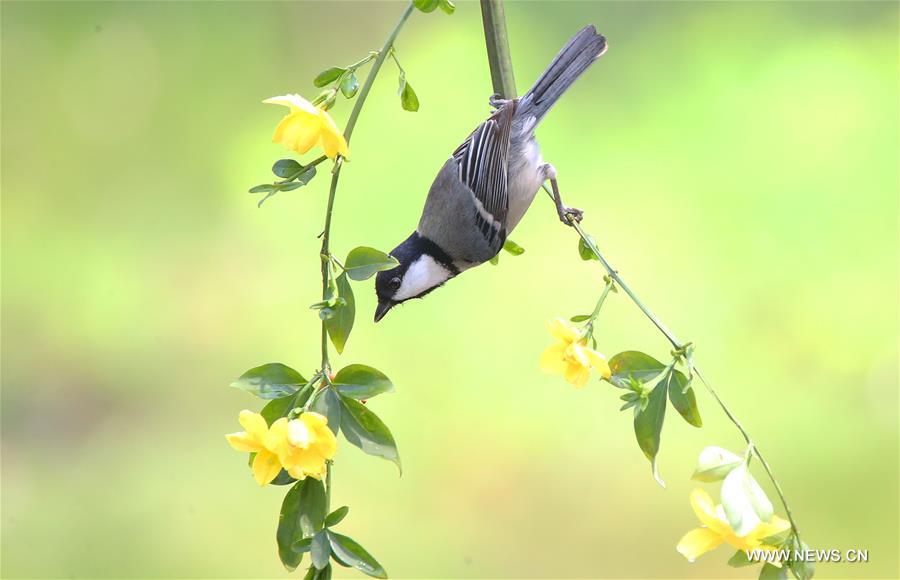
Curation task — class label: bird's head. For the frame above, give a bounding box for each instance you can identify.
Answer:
[374,232,456,322]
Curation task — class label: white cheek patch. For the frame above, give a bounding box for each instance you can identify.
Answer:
[394,255,452,301]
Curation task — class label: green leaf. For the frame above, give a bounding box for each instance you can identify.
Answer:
[399,79,419,112]
[310,387,341,436]
[339,394,401,472]
[324,506,349,527]
[578,235,599,261]
[633,382,666,487]
[277,481,306,571]
[438,0,456,15]
[759,563,788,580]
[310,530,330,570]
[607,351,666,389]
[664,369,702,427]
[692,446,743,482]
[721,464,775,537]
[489,254,499,265]
[231,363,306,399]
[333,364,394,400]
[344,247,399,281]
[296,166,318,185]
[278,181,306,192]
[271,469,298,486]
[570,314,591,322]
[327,531,388,578]
[412,0,440,13]
[502,238,525,256]
[261,391,305,425]
[249,183,276,194]
[303,563,332,580]
[292,537,313,554]
[298,477,327,538]
[788,541,815,580]
[340,73,359,98]
[324,273,355,354]
[272,159,303,179]
[727,549,754,568]
[314,67,346,87]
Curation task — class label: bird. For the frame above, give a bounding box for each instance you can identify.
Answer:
[374,25,607,322]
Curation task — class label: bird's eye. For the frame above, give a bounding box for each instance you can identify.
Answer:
[389,277,401,290]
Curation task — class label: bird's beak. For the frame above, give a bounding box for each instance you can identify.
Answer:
[374,300,394,323]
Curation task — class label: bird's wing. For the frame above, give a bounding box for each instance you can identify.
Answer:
[451,101,516,244]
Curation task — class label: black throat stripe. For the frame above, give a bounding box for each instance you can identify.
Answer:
[415,233,460,276]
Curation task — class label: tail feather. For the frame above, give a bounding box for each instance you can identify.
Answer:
[518,25,606,124]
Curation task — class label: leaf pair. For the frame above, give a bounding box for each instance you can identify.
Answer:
[294,528,387,579]
[322,247,397,354]
[277,478,328,571]
[311,385,401,472]
[413,0,455,14]
[250,160,318,206]
[489,238,525,265]
[606,351,702,486]
[314,67,360,99]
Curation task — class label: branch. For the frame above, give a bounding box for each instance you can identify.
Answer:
[319,2,416,371]
[480,0,804,548]
[480,0,517,99]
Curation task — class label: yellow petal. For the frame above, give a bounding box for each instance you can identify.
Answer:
[266,418,290,457]
[300,412,328,429]
[263,93,320,116]
[586,349,612,379]
[251,449,282,486]
[225,431,264,453]
[539,344,568,374]
[317,110,349,159]
[751,515,791,541]
[689,489,731,535]
[273,113,320,155]
[564,363,590,387]
[567,342,590,367]
[289,448,328,476]
[547,318,578,343]
[286,465,308,480]
[238,410,268,442]
[312,424,337,459]
[676,527,724,562]
[287,418,312,449]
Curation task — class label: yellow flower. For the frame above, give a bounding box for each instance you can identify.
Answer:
[266,412,337,480]
[539,318,611,387]
[264,94,349,160]
[676,489,791,565]
[225,410,283,486]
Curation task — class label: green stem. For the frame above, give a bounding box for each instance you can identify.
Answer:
[565,197,803,541]
[325,460,333,512]
[319,2,415,371]
[479,0,517,99]
[477,0,804,547]
[589,279,614,321]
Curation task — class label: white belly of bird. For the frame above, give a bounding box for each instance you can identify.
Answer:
[506,137,544,232]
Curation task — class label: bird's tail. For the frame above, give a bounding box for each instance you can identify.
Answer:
[517,25,606,125]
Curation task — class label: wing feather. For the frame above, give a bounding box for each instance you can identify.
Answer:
[452,101,516,246]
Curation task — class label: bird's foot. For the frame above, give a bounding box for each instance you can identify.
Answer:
[489,93,510,110]
[559,206,584,226]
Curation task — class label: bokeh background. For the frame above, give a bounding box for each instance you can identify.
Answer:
[2,1,897,578]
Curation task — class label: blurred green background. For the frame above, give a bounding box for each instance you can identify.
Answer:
[2,1,897,578]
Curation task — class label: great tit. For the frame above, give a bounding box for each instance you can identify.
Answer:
[374,25,607,322]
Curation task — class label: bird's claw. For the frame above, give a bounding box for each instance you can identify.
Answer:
[489,93,510,110]
[560,207,584,225]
